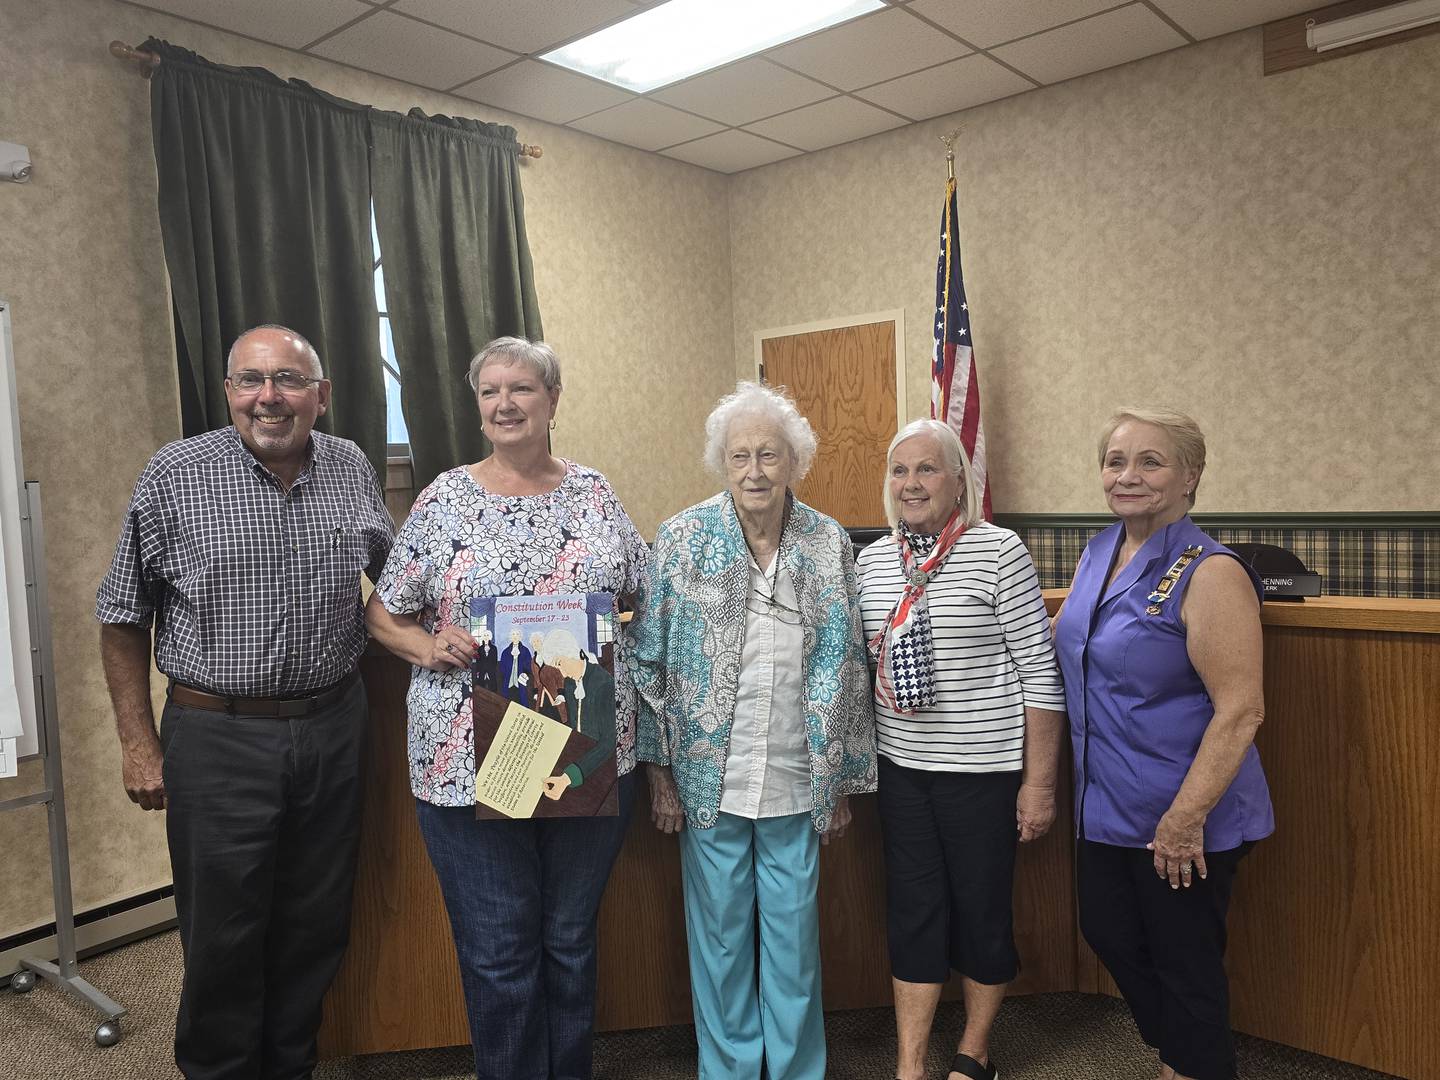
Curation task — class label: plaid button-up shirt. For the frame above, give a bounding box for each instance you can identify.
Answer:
[97,427,394,696]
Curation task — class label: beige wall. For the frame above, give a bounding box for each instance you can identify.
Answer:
[0,0,734,937]
[729,28,1440,513]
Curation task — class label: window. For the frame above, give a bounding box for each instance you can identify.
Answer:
[372,209,410,456]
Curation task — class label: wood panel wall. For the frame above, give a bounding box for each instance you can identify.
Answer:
[1227,625,1440,1079]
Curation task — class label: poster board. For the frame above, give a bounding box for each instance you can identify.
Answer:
[0,299,39,761]
[467,593,620,818]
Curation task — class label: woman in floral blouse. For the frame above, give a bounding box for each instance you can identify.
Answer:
[628,381,876,1080]
[366,337,648,1080]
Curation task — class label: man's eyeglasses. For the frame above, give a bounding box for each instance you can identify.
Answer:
[227,370,324,394]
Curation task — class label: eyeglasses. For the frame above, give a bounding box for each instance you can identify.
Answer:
[227,370,324,394]
[746,591,804,626]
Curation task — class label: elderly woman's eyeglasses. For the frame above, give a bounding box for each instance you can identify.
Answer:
[747,590,803,625]
[227,370,324,394]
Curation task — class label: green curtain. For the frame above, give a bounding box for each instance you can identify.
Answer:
[146,39,387,480]
[369,109,543,492]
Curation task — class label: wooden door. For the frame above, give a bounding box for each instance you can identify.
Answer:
[760,321,897,529]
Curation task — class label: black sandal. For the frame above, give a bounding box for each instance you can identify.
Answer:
[948,1052,998,1080]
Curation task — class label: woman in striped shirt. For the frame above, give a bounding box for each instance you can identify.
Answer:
[857,419,1065,1080]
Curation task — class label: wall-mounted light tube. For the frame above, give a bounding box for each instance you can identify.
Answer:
[1307,0,1440,51]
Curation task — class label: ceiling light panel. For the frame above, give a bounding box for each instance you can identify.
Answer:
[540,0,886,93]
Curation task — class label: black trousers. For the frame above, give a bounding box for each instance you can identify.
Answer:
[1077,839,1253,1080]
[160,678,367,1080]
[877,756,1022,985]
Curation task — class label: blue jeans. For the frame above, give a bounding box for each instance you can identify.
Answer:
[416,773,634,1080]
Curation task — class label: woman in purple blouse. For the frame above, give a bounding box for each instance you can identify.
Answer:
[1053,407,1273,1080]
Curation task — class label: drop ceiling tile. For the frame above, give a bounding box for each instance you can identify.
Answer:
[856,53,1034,120]
[1150,0,1322,40]
[744,95,906,152]
[990,5,1188,85]
[651,59,833,126]
[454,61,632,124]
[766,7,970,91]
[569,99,725,152]
[310,10,516,90]
[908,0,1120,49]
[129,0,372,50]
[661,130,802,173]
[392,0,637,54]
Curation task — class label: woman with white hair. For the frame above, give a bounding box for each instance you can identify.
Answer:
[628,381,876,1080]
[857,419,1065,1080]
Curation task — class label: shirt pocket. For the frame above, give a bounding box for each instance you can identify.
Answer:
[313,517,371,602]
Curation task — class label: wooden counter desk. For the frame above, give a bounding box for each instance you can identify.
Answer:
[1043,591,1440,1080]
[317,647,1079,1058]
[320,596,1438,1079]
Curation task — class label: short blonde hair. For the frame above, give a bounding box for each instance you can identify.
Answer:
[881,419,982,530]
[703,381,818,481]
[1097,406,1206,505]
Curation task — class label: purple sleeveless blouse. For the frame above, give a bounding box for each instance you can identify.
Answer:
[1054,516,1275,851]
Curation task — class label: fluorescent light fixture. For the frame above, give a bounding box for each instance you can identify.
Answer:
[1306,0,1440,51]
[540,0,885,93]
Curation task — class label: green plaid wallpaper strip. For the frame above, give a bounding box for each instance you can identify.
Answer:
[1012,525,1440,600]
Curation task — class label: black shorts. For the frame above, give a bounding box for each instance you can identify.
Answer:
[876,755,1021,985]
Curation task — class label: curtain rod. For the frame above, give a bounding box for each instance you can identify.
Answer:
[107,41,544,159]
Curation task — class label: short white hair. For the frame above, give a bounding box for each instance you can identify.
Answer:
[702,381,818,480]
[881,419,982,530]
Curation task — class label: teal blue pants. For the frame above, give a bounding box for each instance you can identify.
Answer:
[679,811,825,1080]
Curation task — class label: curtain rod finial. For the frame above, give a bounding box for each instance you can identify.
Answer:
[520,143,543,159]
[110,41,160,75]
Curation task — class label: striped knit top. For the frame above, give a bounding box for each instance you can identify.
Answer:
[856,522,1065,772]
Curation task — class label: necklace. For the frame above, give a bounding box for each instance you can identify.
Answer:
[748,552,801,624]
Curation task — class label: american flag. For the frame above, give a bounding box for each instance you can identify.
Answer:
[931,176,992,520]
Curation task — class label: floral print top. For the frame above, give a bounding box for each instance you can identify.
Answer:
[376,462,649,807]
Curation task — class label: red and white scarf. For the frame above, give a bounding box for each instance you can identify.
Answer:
[868,509,970,713]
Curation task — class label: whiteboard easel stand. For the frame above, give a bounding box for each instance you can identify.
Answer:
[0,493,128,1037]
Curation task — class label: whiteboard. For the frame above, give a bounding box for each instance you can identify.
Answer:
[0,299,39,759]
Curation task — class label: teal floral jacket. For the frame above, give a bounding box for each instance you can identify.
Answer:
[627,491,876,832]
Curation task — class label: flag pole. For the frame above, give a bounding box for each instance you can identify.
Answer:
[931,125,993,520]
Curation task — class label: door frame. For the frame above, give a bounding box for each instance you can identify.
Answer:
[752,308,908,423]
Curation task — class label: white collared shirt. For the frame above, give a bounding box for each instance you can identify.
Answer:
[720,551,813,818]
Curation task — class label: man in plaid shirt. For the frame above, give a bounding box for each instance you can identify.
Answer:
[97,325,394,1080]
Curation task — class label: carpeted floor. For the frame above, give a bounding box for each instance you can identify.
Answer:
[1,930,1401,1079]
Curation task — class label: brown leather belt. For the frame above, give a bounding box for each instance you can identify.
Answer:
[167,673,357,717]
